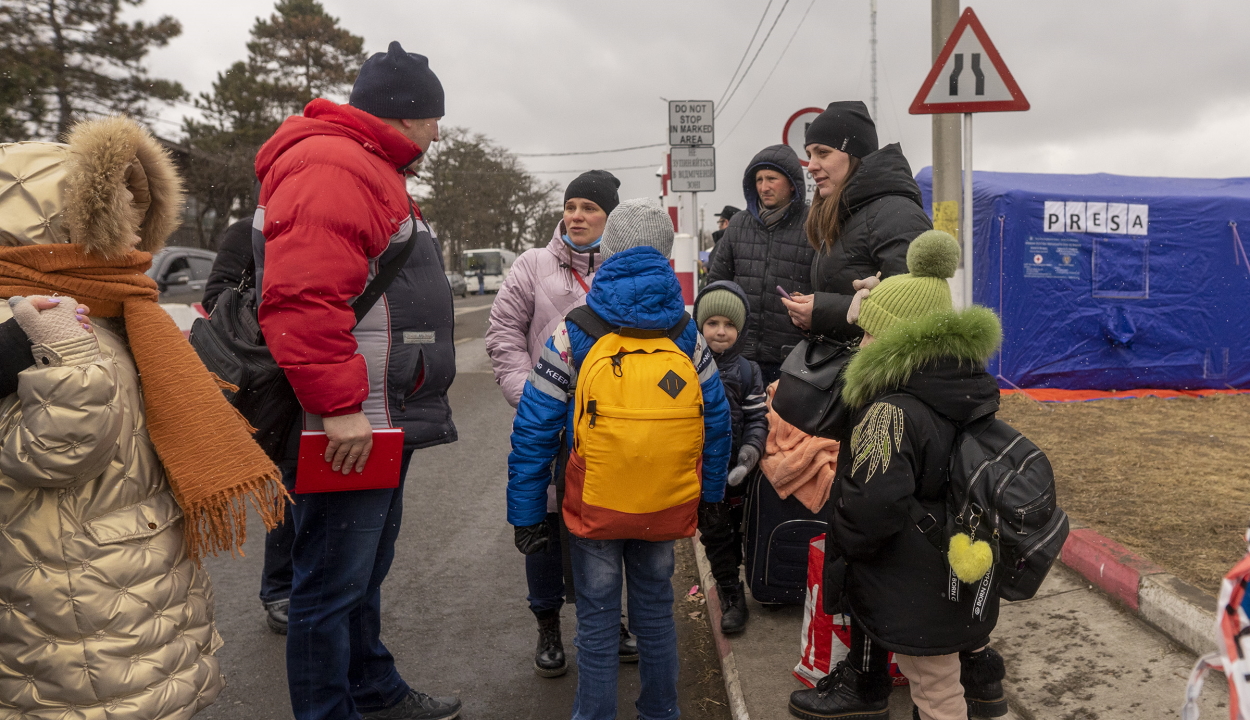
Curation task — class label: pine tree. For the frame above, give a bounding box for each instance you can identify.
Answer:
[0,0,184,141]
[247,0,365,115]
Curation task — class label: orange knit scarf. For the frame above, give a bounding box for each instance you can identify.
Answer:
[0,244,286,561]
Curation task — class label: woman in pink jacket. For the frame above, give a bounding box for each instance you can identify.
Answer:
[486,170,636,678]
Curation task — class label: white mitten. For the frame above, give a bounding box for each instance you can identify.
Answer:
[9,296,98,366]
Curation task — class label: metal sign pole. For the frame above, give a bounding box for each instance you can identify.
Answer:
[962,111,974,309]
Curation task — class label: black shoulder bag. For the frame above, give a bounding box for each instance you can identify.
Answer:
[190,214,416,459]
[771,335,856,441]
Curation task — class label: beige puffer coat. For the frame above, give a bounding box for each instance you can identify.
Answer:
[0,118,224,719]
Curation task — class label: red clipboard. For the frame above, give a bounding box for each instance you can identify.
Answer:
[295,429,405,494]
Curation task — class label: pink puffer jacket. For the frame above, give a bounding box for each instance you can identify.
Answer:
[486,222,599,407]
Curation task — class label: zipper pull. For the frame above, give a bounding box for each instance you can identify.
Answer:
[610,354,624,377]
[587,399,598,428]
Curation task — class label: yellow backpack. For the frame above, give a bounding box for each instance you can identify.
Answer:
[562,306,705,541]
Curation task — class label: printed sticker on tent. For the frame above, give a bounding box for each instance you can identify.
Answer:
[1043,201,1065,232]
[1107,203,1129,234]
[1065,202,1086,233]
[1092,236,1149,299]
[1086,203,1108,234]
[1024,237,1082,280]
[1127,204,1149,235]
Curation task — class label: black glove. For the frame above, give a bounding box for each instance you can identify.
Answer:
[697,500,730,532]
[514,521,551,555]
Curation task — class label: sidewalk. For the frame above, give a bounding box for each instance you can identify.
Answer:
[692,539,1229,720]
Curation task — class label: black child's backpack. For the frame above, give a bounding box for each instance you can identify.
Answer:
[945,415,1069,603]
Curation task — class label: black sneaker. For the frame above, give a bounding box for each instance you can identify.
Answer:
[263,599,289,635]
[718,582,749,634]
[961,646,1008,717]
[360,690,461,720]
[534,614,567,678]
[618,622,638,663]
[788,661,891,720]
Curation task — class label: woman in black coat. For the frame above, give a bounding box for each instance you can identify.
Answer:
[780,101,932,343]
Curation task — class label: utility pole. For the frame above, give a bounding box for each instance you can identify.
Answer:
[870,0,878,120]
[931,0,963,303]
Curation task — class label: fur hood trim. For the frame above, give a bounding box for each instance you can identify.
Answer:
[843,306,1002,408]
[63,116,184,258]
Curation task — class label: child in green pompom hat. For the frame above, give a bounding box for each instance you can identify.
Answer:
[790,228,1012,720]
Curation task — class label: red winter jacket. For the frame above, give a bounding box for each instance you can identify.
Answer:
[254,100,422,417]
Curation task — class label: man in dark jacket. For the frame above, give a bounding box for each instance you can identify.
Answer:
[789,232,1008,720]
[253,42,460,720]
[202,218,254,314]
[706,145,814,384]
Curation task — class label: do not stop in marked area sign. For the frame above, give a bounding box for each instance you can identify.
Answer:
[670,146,716,192]
[669,100,714,146]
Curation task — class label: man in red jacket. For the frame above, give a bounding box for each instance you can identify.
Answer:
[254,42,460,720]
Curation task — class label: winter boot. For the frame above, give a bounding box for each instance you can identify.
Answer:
[960,646,1008,717]
[718,581,749,634]
[618,621,639,663]
[533,611,567,678]
[788,660,892,720]
[264,599,289,635]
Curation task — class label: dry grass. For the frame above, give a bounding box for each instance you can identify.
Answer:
[997,393,1250,596]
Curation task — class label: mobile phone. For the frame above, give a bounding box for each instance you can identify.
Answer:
[776,285,794,300]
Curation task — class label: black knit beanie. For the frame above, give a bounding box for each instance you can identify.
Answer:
[349,42,444,120]
[564,170,621,214]
[804,101,878,158]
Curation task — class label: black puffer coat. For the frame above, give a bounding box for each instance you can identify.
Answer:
[809,143,931,341]
[0,318,32,397]
[827,307,1003,655]
[203,218,254,313]
[693,280,768,457]
[706,144,813,365]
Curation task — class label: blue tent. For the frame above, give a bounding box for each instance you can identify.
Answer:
[916,167,1250,390]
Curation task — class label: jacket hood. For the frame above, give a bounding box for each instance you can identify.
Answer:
[742,144,807,223]
[546,219,599,276]
[694,280,751,361]
[255,99,422,182]
[586,246,685,330]
[841,143,924,216]
[0,116,185,258]
[842,306,1002,421]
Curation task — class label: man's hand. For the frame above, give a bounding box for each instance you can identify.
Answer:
[323,411,373,474]
[781,293,814,331]
[846,287,873,326]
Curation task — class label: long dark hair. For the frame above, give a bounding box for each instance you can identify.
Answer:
[804,157,861,252]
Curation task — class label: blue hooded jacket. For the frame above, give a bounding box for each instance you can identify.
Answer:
[507,246,733,528]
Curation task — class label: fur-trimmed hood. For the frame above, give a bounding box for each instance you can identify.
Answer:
[0,116,184,258]
[842,306,1003,414]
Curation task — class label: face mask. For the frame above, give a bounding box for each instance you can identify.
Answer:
[562,234,601,254]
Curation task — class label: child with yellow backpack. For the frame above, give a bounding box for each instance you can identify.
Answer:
[508,198,733,720]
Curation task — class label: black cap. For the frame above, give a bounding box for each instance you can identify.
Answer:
[349,42,444,120]
[716,205,741,221]
[803,101,878,158]
[564,170,620,214]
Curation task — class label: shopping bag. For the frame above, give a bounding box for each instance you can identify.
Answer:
[794,534,907,687]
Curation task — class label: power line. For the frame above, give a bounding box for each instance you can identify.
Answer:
[722,0,818,143]
[715,0,774,110]
[716,0,792,119]
[529,163,657,174]
[514,143,666,158]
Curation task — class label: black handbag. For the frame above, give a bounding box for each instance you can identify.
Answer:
[190,214,416,459]
[771,335,855,440]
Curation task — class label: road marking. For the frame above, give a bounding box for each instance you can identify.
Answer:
[454,304,493,317]
[454,337,476,345]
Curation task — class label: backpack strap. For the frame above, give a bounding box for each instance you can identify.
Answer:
[566,307,691,342]
[351,209,417,327]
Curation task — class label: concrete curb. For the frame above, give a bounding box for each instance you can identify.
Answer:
[690,536,751,720]
[1060,520,1217,656]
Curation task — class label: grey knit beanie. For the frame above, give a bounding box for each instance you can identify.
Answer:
[599,199,674,260]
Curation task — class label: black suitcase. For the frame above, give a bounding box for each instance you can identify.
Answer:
[742,470,828,604]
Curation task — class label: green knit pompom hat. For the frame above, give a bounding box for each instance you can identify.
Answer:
[856,230,960,338]
[697,289,746,332]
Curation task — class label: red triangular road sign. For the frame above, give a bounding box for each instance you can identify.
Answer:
[909,7,1029,114]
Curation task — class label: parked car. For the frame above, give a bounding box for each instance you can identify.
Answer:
[147,247,217,304]
[445,271,468,298]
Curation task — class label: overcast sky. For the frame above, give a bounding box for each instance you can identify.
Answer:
[130,0,1250,226]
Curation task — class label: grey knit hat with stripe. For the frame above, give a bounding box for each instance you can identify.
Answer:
[599,198,674,260]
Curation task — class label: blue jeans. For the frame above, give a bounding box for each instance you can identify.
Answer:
[285,450,415,720]
[259,465,296,603]
[526,512,566,615]
[569,537,679,720]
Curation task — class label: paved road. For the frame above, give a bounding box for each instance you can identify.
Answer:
[199,293,730,720]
